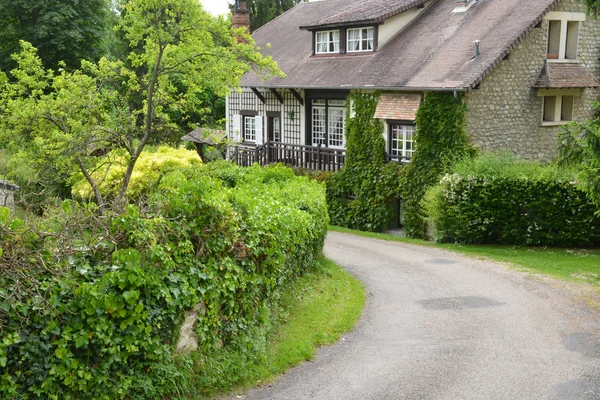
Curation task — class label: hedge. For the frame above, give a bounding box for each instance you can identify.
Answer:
[0,162,328,399]
[424,154,599,246]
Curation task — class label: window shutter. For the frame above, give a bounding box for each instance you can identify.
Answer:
[232,115,241,142]
[255,116,264,145]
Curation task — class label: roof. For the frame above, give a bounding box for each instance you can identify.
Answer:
[182,128,227,145]
[299,0,429,30]
[374,94,422,120]
[242,0,563,91]
[533,62,599,88]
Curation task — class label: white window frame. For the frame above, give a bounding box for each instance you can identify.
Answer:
[243,116,256,142]
[544,12,585,62]
[389,123,415,162]
[347,27,375,53]
[538,89,580,126]
[311,99,346,148]
[315,30,340,54]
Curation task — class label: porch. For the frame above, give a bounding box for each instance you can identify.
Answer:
[229,141,406,171]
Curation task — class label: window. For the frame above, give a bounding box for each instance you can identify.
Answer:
[545,12,585,60]
[315,30,340,54]
[543,95,574,123]
[273,117,281,142]
[311,99,346,148]
[244,116,256,141]
[389,124,415,161]
[347,27,374,52]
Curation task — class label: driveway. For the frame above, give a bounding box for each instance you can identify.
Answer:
[229,231,600,399]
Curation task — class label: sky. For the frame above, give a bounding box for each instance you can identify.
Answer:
[200,0,233,16]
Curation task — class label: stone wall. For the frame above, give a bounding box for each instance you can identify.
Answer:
[465,0,600,161]
[0,187,15,214]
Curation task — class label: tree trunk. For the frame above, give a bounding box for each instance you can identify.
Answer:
[76,156,106,216]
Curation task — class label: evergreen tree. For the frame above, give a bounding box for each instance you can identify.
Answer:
[241,0,302,32]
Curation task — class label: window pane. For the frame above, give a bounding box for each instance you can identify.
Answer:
[273,117,281,142]
[566,21,579,60]
[543,96,556,122]
[328,108,345,148]
[347,27,374,52]
[561,96,574,121]
[244,116,256,141]
[547,20,561,58]
[312,107,326,146]
[329,99,345,106]
[315,30,339,54]
[390,125,415,160]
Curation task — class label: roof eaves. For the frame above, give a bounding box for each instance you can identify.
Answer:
[466,0,561,91]
[244,84,469,92]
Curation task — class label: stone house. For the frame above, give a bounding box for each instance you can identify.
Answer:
[226,0,600,169]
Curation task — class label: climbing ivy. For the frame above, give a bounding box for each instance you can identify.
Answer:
[327,92,403,231]
[401,91,475,238]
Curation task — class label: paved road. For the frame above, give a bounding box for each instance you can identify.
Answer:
[230,231,600,400]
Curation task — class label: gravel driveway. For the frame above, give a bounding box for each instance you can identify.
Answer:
[227,231,600,400]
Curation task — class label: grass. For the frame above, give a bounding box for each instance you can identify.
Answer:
[207,256,365,398]
[329,225,600,286]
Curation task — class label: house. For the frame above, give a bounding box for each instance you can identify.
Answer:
[226,0,600,170]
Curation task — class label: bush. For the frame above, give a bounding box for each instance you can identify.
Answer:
[71,145,202,201]
[0,162,328,399]
[424,153,599,246]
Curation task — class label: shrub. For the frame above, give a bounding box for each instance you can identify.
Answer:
[424,153,599,246]
[71,145,202,201]
[0,163,328,399]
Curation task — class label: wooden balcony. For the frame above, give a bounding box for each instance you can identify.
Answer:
[230,141,409,171]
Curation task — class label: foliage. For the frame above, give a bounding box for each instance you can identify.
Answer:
[71,145,202,201]
[583,0,600,18]
[323,93,403,231]
[558,109,600,215]
[0,163,328,399]
[0,0,111,72]
[401,91,475,238]
[0,0,282,212]
[243,0,301,32]
[423,153,599,246]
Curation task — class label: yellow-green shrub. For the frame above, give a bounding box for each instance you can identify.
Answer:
[71,146,201,200]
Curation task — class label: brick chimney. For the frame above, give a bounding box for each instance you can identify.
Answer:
[232,1,250,32]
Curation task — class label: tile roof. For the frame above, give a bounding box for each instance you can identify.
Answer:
[242,0,569,91]
[374,94,422,120]
[533,62,599,88]
[182,128,227,145]
[299,0,429,30]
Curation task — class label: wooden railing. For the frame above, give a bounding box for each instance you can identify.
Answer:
[230,142,346,171]
[230,142,409,171]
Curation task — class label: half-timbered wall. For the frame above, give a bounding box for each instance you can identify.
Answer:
[227,88,305,146]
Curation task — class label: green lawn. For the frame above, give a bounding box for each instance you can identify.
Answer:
[329,225,600,286]
[208,256,365,398]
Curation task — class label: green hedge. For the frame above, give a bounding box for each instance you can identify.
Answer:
[0,162,328,399]
[424,154,599,246]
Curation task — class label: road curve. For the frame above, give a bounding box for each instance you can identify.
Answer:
[230,231,600,400]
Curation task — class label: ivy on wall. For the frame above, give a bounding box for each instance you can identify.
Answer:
[327,92,403,231]
[401,91,475,238]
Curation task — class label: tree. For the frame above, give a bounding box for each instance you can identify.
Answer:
[582,0,600,18]
[243,0,302,32]
[0,0,111,72]
[0,0,282,213]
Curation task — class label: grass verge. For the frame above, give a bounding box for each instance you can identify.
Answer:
[329,225,600,286]
[207,256,365,398]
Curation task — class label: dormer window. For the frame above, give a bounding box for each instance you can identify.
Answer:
[316,30,340,54]
[544,12,585,61]
[347,27,374,52]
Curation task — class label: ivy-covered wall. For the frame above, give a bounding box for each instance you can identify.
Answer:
[326,92,403,232]
[401,92,475,238]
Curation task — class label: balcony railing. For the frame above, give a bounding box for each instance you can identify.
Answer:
[230,141,409,171]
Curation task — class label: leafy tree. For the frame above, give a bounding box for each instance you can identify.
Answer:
[242,0,302,32]
[0,0,282,213]
[582,0,600,18]
[0,0,111,71]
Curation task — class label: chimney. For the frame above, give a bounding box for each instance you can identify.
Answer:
[232,1,250,32]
